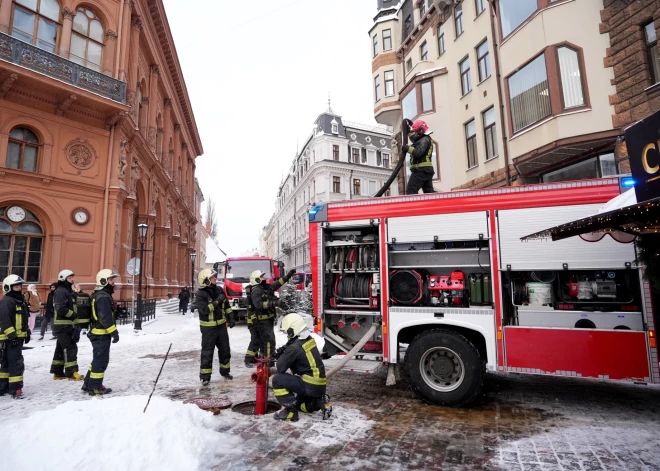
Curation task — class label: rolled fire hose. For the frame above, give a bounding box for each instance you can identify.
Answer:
[326,322,381,379]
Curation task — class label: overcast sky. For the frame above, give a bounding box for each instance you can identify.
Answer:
[162,0,381,258]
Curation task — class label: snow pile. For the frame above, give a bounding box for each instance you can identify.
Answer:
[303,406,373,447]
[3,395,241,471]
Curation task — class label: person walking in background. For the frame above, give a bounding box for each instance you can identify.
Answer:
[25,284,41,332]
[40,283,56,340]
[178,287,190,315]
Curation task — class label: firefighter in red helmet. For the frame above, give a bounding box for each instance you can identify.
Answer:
[403,119,436,195]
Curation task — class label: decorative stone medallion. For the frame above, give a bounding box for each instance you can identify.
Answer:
[65,139,97,170]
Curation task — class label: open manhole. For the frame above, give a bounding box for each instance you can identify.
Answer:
[184,397,233,415]
[232,400,280,416]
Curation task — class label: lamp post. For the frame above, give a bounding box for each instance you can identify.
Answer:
[190,251,197,293]
[134,222,148,331]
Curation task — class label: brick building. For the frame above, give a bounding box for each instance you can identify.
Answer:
[0,0,202,300]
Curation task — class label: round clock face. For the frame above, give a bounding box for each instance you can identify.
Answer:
[73,209,89,225]
[7,206,26,222]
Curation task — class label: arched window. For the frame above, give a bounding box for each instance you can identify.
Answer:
[10,0,60,53]
[7,126,40,172]
[70,7,103,71]
[0,206,44,282]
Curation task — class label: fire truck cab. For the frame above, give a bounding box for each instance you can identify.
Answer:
[309,177,658,407]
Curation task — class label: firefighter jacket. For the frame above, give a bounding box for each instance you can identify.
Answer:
[75,291,91,326]
[0,291,29,341]
[406,133,433,171]
[53,282,76,328]
[275,336,327,389]
[245,285,255,325]
[90,286,117,336]
[250,275,290,321]
[196,285,232,328]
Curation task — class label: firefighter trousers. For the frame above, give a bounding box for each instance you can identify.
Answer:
[0,339,25,394]
[244,321,260,365]
[200,325,231,379]
[50,327,78,376]
[83,334,111,391]
[254,318,276,358]
[272,373,325,412]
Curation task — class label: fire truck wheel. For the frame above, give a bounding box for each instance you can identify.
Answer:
[404,329,485,407]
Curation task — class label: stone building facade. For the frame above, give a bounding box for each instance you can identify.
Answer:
[0,0,202,300]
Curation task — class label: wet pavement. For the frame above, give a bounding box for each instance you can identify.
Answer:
[177,366,660,471]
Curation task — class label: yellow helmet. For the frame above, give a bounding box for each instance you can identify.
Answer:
[96,268,119,287]
[2,274,24,294]
[280,313,307,339]
[198,268,217,288]
[250,270,266,286]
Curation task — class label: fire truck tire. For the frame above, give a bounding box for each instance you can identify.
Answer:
[404,329,485,407]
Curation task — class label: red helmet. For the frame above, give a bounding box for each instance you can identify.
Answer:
[411,120,428,135]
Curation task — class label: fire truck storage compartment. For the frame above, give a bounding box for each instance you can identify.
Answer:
[387,211,489,244]
[322,222,382,356]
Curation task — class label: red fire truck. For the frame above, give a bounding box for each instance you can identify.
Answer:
[214,256,284,320]
[309,176,658,407]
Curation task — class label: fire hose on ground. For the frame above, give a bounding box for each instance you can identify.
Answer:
[326,321,381,379]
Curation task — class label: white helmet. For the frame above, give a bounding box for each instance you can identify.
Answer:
[96,268,119,287]
[58,269,75,282]
[250,270,266,286]
[2,274,24,294]
[280,313,307,339]
[198,268,217,288]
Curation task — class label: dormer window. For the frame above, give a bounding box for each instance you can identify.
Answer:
[331,118,338,134]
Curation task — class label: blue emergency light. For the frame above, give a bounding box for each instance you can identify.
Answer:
[620,177,635,187]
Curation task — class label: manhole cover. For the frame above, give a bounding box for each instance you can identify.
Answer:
[184,397,233,415]
[232,400,281,416]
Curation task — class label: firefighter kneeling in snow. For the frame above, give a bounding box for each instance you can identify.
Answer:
[270,313,329,422]
[0,275,31,399]
[82,269,120,396]
[196,268,235,384]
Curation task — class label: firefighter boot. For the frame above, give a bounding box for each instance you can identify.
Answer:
[201,379,210,387]
[68,371,84,381]
[89,385,112,396]
[221,373,233,381]
[11,389,24,400]
[274,407,299,422]
[322,394,333,420]
[53,374,68,380]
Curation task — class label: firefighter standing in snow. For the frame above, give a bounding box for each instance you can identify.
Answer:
[271,313,327,421]
[196,268,234,384]
[50,269,83,381]
[82,269,120,396]
[243,283,261,367]
[0,275,30,399]
[403,119,436,195]
[249,268,296,360]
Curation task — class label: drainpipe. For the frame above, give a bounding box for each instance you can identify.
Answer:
[488,0,511,186]
[114,0,125,79]
[100,126,116,268]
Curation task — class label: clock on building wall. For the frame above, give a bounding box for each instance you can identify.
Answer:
[6,206,26,222]
[72,208,90,226]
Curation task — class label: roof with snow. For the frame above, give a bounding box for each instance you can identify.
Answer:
[206,239,226,264]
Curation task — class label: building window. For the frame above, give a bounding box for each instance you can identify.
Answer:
[333,145,339,161]
[541,153,618,183]
[645,23,660,84]
[352,148,360,163]
[404,14,413,39]
[383,28,392,51]
[421,80,433,112]
[6,127,39,172]
[437,23,445,55]
[331,122,338,134]
[374,75,381,102]
[476,39,490,82]
[0,206,44,282]
[10,0,60,53]
[475,0,486,16]
[353,179,361,196]
[406,58,413,73]
[376,151,382,166]
[460,56,472,96]
[482,107,497,160]
[70,7,104,72]
[499,0,537,37]
[373,34,379,57]
[402,88,418,119]
[419,0,426,17]
[454,3,464,37]
[557,47,585,108]
[384,70,395,97]
[508,54,551,133]
[465,119,478,168]
[420,41,428,61]
[383,153,390,169]
[362,149,368,164]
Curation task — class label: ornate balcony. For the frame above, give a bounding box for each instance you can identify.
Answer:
[0,33,126,104]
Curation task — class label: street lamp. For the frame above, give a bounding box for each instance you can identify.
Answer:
[190,251,197,293]
[134,222,148,331]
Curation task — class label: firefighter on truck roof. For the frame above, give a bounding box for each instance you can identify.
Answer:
[403,119,436,195]
[196,268,235,384]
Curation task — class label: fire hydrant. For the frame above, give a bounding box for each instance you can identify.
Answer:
[250,357,270,415]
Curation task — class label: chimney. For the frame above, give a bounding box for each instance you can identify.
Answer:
[205,221,211,232]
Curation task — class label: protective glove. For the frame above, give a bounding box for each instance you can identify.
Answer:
[268,367,278,376]
[24,329,31,344]
[402,144,409,154]
[403,118,413,128]
[111,331,120,343]
[7,331,16,341]
[211,299,220,310]
[286,269,296,279]
[228,320,236,328]
[72,327,81,343]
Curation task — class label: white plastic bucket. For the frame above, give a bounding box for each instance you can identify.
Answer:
[526,282,552,305]
[577,281,593,300]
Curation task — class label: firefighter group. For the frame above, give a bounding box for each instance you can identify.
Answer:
[0,266,329,422]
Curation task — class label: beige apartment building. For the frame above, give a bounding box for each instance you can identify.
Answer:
[370,0,621,190]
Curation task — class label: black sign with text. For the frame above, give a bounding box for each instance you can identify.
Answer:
[625,110,660,203]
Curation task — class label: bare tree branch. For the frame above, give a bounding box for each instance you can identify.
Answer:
[204,195,218,241]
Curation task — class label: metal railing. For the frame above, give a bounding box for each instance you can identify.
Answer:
[0,33,127,103]
[116,298,157,325]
